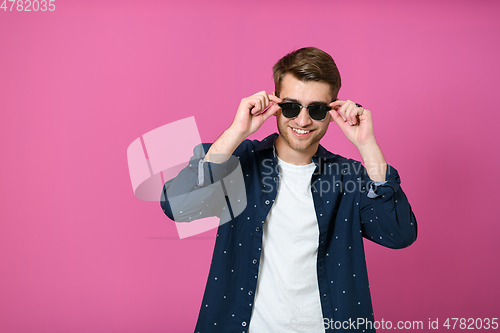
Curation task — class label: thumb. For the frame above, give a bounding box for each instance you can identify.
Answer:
[329,108,343,125]
[329,109,350,132]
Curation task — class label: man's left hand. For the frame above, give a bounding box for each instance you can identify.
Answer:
[329,99,376,149]
[330,99,387,181]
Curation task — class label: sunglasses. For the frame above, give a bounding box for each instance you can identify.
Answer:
[278,102,333,121]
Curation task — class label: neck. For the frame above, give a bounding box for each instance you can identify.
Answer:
[274,135,318,165]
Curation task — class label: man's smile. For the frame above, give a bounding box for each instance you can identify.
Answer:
[290,126,314,136]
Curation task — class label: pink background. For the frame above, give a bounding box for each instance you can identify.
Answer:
[1,0,499,332]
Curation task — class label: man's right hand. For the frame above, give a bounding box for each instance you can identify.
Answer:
[230,91,282,138]
[204,91,282,163]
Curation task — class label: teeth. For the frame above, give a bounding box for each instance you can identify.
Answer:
[292,128,311,134]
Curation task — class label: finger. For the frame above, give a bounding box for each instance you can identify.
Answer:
[260,93,270,110]
[255,101,274,116]
[329,108,343,123]
[260,102,280,120]
[256,91,270,105]
[339,100,356,125]
[358,107,371,121]
[330,100,345,111]
[268,94,282,103]
[248,91,267,113]
[255,91,280,115]
[261,92,270,107]
[349,104,365,125]
[337,102,350,122]
[354,106,365,125]
[257,94,271,114]
[250,98,263,114]
[329,108,350,131]
[345,102,357,125]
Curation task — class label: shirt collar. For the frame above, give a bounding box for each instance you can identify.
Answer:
[255,133,338,161]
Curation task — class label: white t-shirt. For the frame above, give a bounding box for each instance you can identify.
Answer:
[248,156,325,333]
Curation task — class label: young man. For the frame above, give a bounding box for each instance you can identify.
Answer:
[161,47,417,332]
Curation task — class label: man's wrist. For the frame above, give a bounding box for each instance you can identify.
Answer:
[204,126,246,163]
[356,138,378,154]
[226,125,249,144]
[357,141,387,182]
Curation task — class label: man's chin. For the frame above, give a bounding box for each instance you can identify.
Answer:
[284,135,317,151]
[277,126,322,152]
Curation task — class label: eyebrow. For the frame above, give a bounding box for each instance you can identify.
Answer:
[282,97,329,106]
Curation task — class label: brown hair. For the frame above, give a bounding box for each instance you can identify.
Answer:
[273,47,341,101]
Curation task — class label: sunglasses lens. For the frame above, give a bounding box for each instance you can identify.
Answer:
[279,103,331,120]
[280,103,301,119]
[308,105,329,121]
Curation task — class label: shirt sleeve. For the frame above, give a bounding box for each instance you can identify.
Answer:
[359,164,417,249]
[367,180,388,198]
[160,143,246,224]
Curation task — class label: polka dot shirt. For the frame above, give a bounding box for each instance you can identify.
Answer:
[161,133,417,332]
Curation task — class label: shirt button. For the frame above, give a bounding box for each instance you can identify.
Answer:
[252,259,257,264]
[273,176,278,181]
[265,200,270,205]
[242,321,247,327]
[255,227,260,232]
[248,291,253,296]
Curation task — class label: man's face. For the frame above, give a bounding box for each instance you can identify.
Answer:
[275,73,333,157]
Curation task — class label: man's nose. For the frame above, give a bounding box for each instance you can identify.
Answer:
[295,107,313,127]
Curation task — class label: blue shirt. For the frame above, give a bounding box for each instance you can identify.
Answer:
[161,133,417,332]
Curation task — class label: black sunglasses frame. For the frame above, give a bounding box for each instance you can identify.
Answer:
[278,102,333,121]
